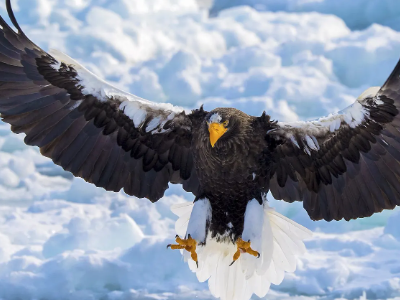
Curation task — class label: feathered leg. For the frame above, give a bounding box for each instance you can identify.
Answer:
[167,198,212,266]
[230,199,263,265]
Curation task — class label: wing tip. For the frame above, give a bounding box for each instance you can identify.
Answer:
[5,0,23,35]
[381,57,400,92]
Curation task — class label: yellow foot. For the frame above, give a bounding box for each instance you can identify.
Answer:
[230,237,260,266]
[167,234,198,267]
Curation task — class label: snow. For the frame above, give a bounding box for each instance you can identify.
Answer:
[0,0,398,299]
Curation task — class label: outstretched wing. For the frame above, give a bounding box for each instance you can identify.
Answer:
[0,0,204,201]
[265,59,400,221]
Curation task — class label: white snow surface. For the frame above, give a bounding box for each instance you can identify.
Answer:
[0,1,399,299]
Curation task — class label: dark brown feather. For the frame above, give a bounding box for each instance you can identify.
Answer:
[266,57,400,221]
[0,0,201,203]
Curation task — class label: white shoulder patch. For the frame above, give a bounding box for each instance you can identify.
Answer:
[276,86,382,154]
[49,49,186,132]
[357,86,380,101]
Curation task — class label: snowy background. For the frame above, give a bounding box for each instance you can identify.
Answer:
[0,0,399,299]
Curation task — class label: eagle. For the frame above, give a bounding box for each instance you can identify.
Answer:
[0,1,400,299]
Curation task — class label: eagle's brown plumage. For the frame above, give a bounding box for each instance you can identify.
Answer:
[1,0,400,245]
[191,108,277,238]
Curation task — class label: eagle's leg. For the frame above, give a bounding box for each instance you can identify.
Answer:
[230,199,263,265]
[168,198,212,267]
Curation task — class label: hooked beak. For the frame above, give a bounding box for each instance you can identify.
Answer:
[208,122,227,147]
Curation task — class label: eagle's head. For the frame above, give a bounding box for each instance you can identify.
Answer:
[205,108,247,148]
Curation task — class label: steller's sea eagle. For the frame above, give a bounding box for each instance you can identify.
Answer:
[1,1,400,299]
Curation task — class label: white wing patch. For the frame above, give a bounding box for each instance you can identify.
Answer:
[277,86,381,155]
[49,49,186,133]
[171,200,312,300]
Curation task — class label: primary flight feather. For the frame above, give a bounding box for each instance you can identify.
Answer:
[0,0,400,299]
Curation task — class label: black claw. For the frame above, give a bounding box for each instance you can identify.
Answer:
[167,244,171,249]
[257,253,260,258]
[188,234,192,239]
[196,261,199,268]
[175,235,179,239]
[229,260,236,267]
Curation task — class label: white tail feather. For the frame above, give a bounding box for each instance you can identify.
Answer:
[171,201,312,300]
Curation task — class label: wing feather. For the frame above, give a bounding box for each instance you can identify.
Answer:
[0,0,205,202]
[265,59,400,220]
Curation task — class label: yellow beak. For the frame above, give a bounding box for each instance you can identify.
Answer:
[208,122,227,147]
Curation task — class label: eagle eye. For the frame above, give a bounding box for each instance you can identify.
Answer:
[223,120,229,127]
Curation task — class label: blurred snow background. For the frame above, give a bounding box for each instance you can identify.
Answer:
[0,0,399,299]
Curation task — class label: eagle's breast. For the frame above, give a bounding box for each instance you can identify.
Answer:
[191,118,264,239]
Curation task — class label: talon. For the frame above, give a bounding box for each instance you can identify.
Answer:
[231,237,260,263]
[167,235,199,265]
[229,260,236,267]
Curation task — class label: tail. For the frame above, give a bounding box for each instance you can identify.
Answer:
[171,202,312,300]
